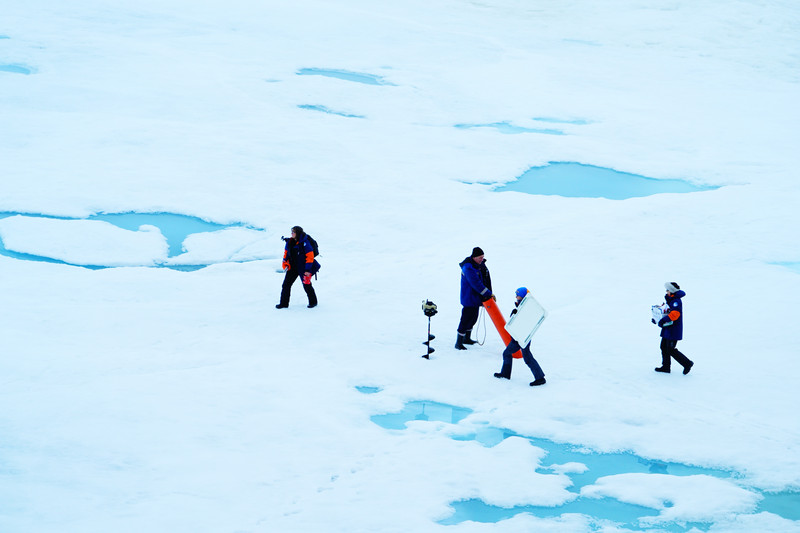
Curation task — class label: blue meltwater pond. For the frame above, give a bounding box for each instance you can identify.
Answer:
[455,121,565,135]
[297,104,365,118]
[494,162,718,199]
[87,212,228,257]
[0,211,262,270]
[363,394,800,531]
[0,63,34,75]
[296,68,395,86]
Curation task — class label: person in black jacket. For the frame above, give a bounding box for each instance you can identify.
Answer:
[276,226,318,309]
[455,247,493,349]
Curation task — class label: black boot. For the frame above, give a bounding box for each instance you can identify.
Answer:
[682,361,694,375]
[303,283,317,308]
[455,332,467,350]
[463,329,477,345]
[656,349,671,373]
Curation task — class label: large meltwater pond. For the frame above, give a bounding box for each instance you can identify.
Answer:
[363,393,800,531]
[494,162,718,200]
[0,211,274,270]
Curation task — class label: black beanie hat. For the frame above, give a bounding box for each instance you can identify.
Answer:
[471,247,484,258]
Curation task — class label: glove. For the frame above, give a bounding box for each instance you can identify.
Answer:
[481,292,493,302]
[302,272,312,285]
[651,318,656,324]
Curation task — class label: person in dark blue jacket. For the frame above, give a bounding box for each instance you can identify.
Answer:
[455,247,493,350]
[653,282,693,374]
[276,226,318,309]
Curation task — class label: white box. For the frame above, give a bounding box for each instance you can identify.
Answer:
[505,295,548,347]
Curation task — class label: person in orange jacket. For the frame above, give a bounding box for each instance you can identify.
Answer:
[276,226,318,309]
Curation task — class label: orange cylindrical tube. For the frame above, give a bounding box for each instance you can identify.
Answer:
[482,298,522,359]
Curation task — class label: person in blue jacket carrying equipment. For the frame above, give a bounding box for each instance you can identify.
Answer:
[653,282,693,374]
[494,287,546,386]
[276,226,318,309]
[455,247,493,349]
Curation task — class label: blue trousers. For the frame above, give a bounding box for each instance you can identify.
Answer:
[500,339,544,380]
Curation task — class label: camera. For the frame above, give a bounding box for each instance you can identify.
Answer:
[422,300,438,318]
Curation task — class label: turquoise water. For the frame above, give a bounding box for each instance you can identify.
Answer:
[455,122,564,135]
[355,386,382,394]
[370,401,472,429]
[439,498,683,530]
[365,397,800,529]
[87,212,229,257]
[0,64,33,75]
[296,68,395,86]
[495,162,717,199]
[297,104,365,118]
[0,211,257,270]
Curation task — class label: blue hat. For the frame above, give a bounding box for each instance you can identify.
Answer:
[515,287,529,298]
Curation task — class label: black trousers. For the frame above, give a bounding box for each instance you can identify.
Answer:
[457,306,480,334]
[279,270,317,306]
[660,338,691,369]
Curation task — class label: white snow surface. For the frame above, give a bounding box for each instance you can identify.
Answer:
[581,473,761,524]
[167,227,277,266]
[2,1,799,532]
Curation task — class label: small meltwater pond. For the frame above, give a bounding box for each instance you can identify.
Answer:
[363,394,800,531]
[455,122,564,135]
[494,162,718,200]
[0,211,273,271]
[0,63,34,75]
[296,68,395,86]
[297,104,365,118]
